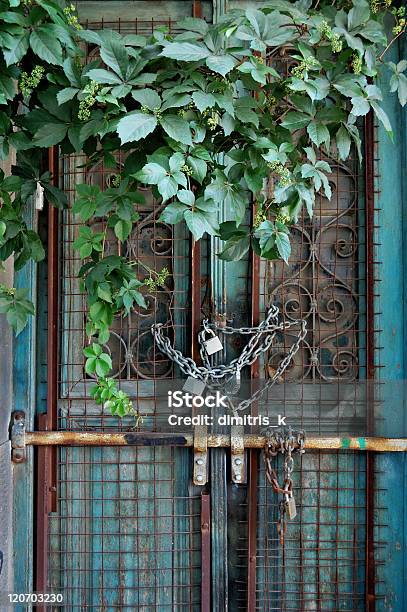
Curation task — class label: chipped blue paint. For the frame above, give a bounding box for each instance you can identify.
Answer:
[375,34,406,611]
[12,202,37,610]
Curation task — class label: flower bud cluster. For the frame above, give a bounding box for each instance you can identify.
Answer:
[317,20,343,53]
[78,81,100,121]
[144,267,170,292]
[267,162,291,186]
[351,52,363,74]
[291,56,319,80]
[19,65,45,97]
[63,4,82,30]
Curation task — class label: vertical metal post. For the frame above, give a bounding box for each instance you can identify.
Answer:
[201,494,211,612]
[191,240,201,363]
[192,0,202,18]
[36,414,53,608]
[36,146,59,598]
[247,206,260,611]
[364,111,376,612]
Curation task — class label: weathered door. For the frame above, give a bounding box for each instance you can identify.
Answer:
[9,1,406,611]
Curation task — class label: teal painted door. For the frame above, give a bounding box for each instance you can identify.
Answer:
[17,2,404,611]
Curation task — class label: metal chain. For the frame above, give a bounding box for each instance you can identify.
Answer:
[264,429,305,545]
[151,306,307,413]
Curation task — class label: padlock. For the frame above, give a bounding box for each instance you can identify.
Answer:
[284,493,297,520]
[183,376,206,396]
[203,329,223,356]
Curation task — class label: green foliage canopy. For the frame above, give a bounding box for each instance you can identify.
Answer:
[0,0,405,415]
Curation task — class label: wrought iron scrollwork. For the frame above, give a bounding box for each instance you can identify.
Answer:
[267,160,360,382]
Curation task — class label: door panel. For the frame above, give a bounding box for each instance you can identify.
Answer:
[48,446,201,610]
[35,2,383,611]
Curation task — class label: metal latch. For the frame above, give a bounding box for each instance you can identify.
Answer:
[11,411,26,463]
[231,425,245,484]
[193,425,208,485]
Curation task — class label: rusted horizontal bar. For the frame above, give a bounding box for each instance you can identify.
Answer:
[20,431,407,452]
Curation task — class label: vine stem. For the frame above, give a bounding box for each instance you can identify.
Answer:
[378,28,406,62]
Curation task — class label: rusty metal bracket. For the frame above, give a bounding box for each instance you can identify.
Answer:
[231,425,245,484]
[193,425,208,485]
[10,411,26,462]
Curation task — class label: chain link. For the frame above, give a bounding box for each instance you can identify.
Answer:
[151,306,307,413]
[264,429,305,545]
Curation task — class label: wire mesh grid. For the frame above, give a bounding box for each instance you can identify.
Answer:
[57,17,193,433]
[58,147,190,431]
[48,446,202,610]
[251,49,380,437]
[253,451,385,612]
[48,17,202,610]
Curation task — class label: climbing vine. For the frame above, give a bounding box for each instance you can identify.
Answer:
[0,0,405,416]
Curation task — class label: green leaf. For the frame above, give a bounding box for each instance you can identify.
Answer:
[100,35,129,79]
[33,123,68,147]
[43,183,68,209]
[95,352,112,377]
[169,152,184,172]
[114,219,132,242]
[244,166,264,193]
[57,87,79,105]
[86,69,123,85]
[336,125,351,160]
[97,284,113,303]
[160,115,192,146]
[220,113,235,136]
[234,98,259,127]
[281,112,310,130]
[132,88,161,110]
[296,183,315,218]
[307,121,330,147]
[157,175,178,201]
[160,42,210,62]
[255,220,276,254]
[206,54,236,77]
[191,145,212,162]
[177,189,195,205]
[218,233,250,261]
[186,156,207,184]
[3,31,29,65]
[160,202,188,224]
[30,27,63,65]
[161,93,192,112]
[370,101,392,137]
[183,209,216,240]
[135,162,167,184]
[351,96,370,116]
[178,17,209,35]
[228,190,246,226]
[275,231,291,264]
[117,111,158,144]
[348,0,370,30]
[192,91,216,113]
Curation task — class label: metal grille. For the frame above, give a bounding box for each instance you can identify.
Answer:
[47,18,202,611]
[254,451,384,612]
[48,446,202,610]
[58,18,192,432]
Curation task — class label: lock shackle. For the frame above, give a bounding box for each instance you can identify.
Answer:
[202,326,216,340]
